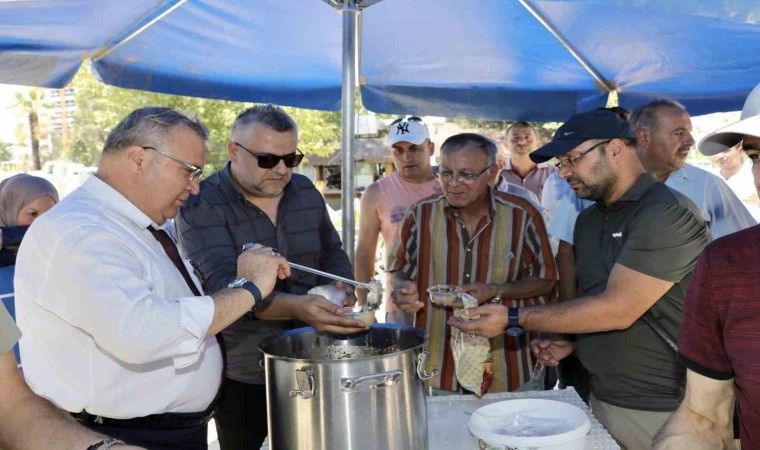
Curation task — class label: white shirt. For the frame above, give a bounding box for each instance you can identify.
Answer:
[665,164,756,239]
[543,165,756,244]
[15,176,221,418]
[721,160,760,221]
[541,172,593,244]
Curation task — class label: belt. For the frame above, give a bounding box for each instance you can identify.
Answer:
[71,402,218,430]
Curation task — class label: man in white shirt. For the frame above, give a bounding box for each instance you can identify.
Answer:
[631,99,756,238]
[712,143,760,220]
[15,107,289,450]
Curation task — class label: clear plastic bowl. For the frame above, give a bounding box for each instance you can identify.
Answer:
[427,285,459,306]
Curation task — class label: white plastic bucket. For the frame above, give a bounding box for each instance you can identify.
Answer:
[468,399,591,450]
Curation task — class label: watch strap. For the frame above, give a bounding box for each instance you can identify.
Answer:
[240,280,263,308]
[87,438,126,450]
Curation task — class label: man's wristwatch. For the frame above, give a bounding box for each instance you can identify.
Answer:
[87,438,126,450]
[227,278,263,311]
[505,307,524,337]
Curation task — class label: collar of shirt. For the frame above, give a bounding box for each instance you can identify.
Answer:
[598,173,658,211]
[504,157,554,172]
[442,189,497,237]
[82,175,156,229]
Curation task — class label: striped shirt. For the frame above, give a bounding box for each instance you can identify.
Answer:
[388,190,557,392]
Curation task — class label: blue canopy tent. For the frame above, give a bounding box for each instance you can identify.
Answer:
[2,0,759,256]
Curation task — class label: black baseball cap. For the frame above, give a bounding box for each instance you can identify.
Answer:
[530,109,635,163]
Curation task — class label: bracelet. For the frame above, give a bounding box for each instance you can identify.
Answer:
[87,438,127,450]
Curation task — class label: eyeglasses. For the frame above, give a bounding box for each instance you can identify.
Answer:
[142,146,204,182]
[437,164,495,184]
[390,116,423,126]
[233,141,304,169]
[553,140,611,170]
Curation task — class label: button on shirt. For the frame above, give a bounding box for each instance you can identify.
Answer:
[15,176,221,419]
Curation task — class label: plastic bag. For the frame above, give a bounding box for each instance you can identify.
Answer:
[479,410,575,437]
[515,361,545,392]
[450,298,492,397]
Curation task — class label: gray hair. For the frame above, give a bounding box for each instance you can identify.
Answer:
[441,133,498,165]
[232,104,297,136]
[630,99,686,134]
[103,107,208,154]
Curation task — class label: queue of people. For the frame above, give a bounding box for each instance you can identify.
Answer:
[0,83,758,450]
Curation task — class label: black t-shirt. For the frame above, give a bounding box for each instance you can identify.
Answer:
[573,174,710,411]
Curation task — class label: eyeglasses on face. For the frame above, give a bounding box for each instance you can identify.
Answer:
[232,141,304,169]
[390,116,423,126]
[553,140,611,170]
[437,164,495,184]
[141,146,203,182]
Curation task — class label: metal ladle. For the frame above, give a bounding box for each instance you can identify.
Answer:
[240,243,383,311]
[288,262,384,311]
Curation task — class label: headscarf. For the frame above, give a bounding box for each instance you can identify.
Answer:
[0,174,59,226]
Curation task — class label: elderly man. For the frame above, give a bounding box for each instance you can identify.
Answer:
[15,107,289,450]
[500,121,556,198]
[451,110,710,450]
[389,133,556,394]
[631,99,755,238]
[654,83,760,449]
[355,117,441,325]
[177,104,365,449]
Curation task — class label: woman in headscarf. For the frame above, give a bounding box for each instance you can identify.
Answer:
[0,174,59,267]
[0,173,58,367]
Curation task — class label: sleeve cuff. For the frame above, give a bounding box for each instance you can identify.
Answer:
[173,295,215,369]
[678,352,734,381]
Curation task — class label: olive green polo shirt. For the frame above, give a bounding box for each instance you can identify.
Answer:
[0,303,21,355]
[573,174,710,412]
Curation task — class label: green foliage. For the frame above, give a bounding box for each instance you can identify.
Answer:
[0,141,12,161]
[69,64,342,172]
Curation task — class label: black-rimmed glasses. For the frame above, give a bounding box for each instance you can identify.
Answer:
[142,146,203,182]
[553,140,611,170]
[390,116,423,126]
[232,141,304,169]
[437,164,495,184]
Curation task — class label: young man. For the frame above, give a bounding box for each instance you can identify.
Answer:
[500,121,556,198]
[355,117,441,325]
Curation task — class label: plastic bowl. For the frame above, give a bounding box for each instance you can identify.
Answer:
[343,309,376,327]
[427,285,459,306]
[468,399,590,450]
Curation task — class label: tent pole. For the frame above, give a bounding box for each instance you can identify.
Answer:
[518,0,615,94]
[340,2,360,263]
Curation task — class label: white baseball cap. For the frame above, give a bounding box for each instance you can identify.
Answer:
[387,117,430,146]
[699,83,760,156]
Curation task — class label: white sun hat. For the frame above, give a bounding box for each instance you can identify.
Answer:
[699,83,760,156]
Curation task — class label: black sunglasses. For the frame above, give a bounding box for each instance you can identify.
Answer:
[390,116,423,126]
[233,141,304,169]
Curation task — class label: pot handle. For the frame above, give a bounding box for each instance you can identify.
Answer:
[416,351,439,380]
[289,368,315,399]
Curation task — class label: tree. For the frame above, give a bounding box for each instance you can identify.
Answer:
[14,89,47,170]
[69,64,342,172]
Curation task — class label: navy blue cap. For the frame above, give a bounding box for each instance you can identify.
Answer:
[529,109,635,163]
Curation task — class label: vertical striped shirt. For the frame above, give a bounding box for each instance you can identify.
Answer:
[388,190,557,392]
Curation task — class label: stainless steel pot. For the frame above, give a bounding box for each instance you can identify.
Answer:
[259,324,438,450]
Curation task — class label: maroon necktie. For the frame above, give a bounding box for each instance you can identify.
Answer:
[148,226,202,296]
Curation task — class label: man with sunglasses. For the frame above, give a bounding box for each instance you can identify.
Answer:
[14,107,290,450]
[177,104,364,450]
[388,133,557,395]
[355,116,441,325]
[450,109,711,449]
